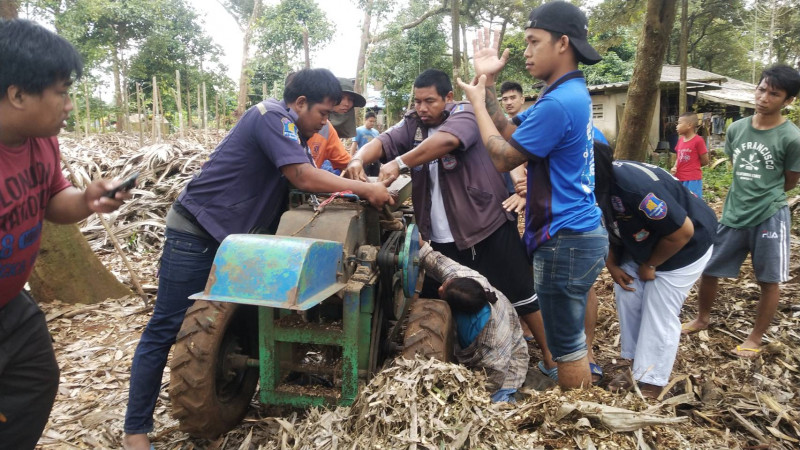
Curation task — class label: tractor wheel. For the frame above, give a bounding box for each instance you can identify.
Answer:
[402,298,454,362]
[169,301,259,439]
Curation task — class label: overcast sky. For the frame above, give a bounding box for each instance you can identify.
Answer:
[190,0,365,82]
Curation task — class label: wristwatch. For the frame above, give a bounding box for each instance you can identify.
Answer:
[395,156,410,174]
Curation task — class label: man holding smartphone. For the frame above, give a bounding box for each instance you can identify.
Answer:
[0,19,131,448]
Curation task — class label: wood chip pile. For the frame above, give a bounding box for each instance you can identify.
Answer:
[33,132,800,449]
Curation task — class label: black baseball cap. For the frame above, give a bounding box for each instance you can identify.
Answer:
[526,1,602,65]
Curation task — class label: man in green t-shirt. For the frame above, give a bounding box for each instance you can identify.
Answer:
[682,64,800,358]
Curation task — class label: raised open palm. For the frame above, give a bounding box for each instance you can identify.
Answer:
[472,28,510,81]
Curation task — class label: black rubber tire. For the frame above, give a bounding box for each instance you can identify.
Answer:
[169,301,259,439]
[402,298,454,362]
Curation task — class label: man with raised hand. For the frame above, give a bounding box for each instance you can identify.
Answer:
[457,1,608,389]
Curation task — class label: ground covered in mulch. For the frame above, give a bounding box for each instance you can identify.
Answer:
[34,132,800,449]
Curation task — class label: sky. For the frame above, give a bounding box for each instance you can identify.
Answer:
[189,0,365,83]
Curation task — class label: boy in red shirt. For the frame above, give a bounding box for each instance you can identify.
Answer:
[670,112,709,198]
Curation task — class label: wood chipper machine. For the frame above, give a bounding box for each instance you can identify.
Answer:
[167,176,454,438]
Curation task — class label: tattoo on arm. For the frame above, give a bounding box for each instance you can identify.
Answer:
[485,85,510,133]
[487,135,527,171]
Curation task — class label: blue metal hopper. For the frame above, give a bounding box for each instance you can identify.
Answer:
[189,234,346,310]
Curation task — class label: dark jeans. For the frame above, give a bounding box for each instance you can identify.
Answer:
[0,291,60,450]
[124,228,219,434]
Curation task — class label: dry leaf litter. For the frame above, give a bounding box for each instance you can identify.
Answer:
[33,131,800,449]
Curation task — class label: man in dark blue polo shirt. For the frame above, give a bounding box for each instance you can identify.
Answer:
[123,69,392,450]
[458,1,607,389]
[593,143,717,398]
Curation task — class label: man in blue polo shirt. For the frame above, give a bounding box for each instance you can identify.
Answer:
[458,1,607,389]
[122,69,393,450]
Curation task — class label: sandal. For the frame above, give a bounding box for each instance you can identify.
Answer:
[537,360,558,381]
[590,362,604,385]
[732,345,762,359]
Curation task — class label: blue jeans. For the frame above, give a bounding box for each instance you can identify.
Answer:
[124,228,219,434]
[533,224,608,362]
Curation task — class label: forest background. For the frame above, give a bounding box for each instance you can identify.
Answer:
[7,0,800,138]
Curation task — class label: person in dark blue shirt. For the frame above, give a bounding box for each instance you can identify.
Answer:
[593,142,717,398]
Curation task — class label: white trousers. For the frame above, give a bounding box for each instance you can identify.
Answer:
[615,246,713,386]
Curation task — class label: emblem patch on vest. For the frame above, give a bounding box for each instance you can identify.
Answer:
[282,118,299,142]
[639,193,667,220]
[441,154,457,170]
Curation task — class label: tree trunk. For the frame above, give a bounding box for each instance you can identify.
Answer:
[302,27,310,69]
[355,0,374,95]
[450,0,462,99]
[461,23,469,82]
[615,0,678,162]
[235,0,262,118]
[0,0,18,19]
[678,0,688,116]
[176,70,184,138]
[29,222,131,304]
[498,20,508,56]
[84,82,91,136]
[187,84,192,128]
[767,0,776,64]
[112,40,124,132]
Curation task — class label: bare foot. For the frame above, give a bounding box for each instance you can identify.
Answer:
[638,382,663,399]
[680,318,709,335]
[519,319,533,341]
[122,433,150,450]
[731,339,762,359]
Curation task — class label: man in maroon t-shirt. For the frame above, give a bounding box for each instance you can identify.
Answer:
[0,20,130,448]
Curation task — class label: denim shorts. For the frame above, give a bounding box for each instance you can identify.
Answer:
[680,180,703,199]
[533,224,608,362]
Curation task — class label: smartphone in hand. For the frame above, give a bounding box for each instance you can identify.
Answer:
[103,171,139,198]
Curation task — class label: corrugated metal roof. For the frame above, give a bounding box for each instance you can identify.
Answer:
[693,78,756,109]
[659,65,727,83]
[588,65,756,108]
[588,65,728,93]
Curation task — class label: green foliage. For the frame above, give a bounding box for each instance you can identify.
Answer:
[787,99,800,126]
[496,30,531,88]
[369,0,451,122]
[701,160,732,203]
[256,0,333,59]
[248,0,334,101]
[582,49,635,85]
[218,0,257,25]
[126,0,231,121]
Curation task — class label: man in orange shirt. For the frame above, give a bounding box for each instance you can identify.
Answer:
[308,78,366,174]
